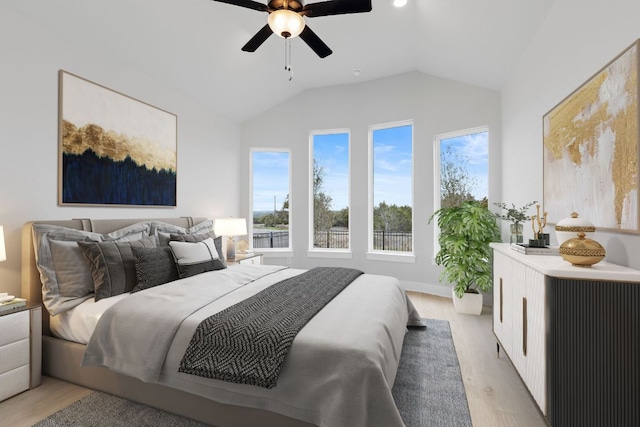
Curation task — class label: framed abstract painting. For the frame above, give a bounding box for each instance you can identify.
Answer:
[58,70,177,207]
[543,40,640,233]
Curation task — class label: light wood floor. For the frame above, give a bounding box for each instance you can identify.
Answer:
[0,292,546,427]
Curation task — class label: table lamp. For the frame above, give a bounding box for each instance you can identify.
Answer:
[214,218,247,260]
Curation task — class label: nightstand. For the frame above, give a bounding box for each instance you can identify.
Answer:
[227,253,263,266]
[0,304,42,402]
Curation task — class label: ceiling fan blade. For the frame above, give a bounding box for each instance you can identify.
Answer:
[211,0,268,12]
[242,24,274,52]
[299,25,332,58]
[301,0,372,17]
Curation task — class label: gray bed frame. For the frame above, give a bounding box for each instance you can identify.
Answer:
[22,217,314,427]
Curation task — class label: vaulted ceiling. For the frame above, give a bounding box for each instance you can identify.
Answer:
[7,0,556,122]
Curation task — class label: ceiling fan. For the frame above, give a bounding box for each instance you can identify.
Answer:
[213,0,373,58]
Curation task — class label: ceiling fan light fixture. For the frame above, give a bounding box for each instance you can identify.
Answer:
[268,9,305,38]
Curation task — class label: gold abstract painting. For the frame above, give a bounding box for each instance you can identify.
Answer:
[59,71,177,207]
[543,40,639,232]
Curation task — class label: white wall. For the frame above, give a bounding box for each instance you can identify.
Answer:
[241,71,502,296]
[0,6,242,298]
[502,0,640,269]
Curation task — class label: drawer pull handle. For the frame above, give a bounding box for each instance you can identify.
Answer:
[522,297,527,356]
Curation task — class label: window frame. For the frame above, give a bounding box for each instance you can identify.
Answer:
[366,120,416,263]
[307,129,352,258]
[249,147,293,256]
[433,125,490,256]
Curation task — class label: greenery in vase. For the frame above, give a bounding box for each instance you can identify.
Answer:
[429,200,501,298]
[493,200,537,225]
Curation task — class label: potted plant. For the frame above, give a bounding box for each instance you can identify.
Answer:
[493,200,537,243]
[429,200,501,314]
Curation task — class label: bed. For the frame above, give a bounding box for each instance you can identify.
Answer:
[21,217,422,427]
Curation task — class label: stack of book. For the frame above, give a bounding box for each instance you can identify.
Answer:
[510,243,560,256]
[0,293,27,313]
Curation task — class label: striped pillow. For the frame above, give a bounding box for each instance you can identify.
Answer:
[168,238,223,278]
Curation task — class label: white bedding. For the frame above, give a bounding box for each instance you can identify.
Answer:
[50,293,127,344]
[80,265,422,427]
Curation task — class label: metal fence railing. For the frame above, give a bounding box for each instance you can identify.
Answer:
[372,230,412,252]
[253,231,290,249]
[253,229,412,252]
[313,229,349,249]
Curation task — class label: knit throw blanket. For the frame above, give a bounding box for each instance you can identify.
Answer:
[178,267,363,389]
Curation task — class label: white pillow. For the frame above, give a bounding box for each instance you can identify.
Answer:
[169,238,222,278]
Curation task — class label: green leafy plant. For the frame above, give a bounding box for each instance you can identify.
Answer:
[429,200,501,298]
[493,200,537,225]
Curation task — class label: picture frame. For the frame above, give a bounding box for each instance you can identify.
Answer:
[543,39,640,233]
[58,70,177,207]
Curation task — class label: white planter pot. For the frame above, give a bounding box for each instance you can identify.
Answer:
[451,288,483,315]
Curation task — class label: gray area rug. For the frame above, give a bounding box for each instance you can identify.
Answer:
[33,319,471,427]
[393,318,473,427]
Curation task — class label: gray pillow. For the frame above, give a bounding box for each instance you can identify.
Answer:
[150,220,214,246]
[168,237,223,279]
[33,225,105,316]
[131,246,179,293]
[170,232,227,270]
[47,238,98,303]
[77,237,156,301]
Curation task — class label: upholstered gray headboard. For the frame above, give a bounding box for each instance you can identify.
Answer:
[21,217,208,335]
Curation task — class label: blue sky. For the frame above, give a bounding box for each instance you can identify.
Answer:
[440,131,489,200]
[313,132,350,210]
[252,128,488,212]
[252,151,290,212]
[372,125,413,207]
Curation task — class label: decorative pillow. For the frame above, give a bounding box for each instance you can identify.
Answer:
[102,221,151,242]
[168,237,223,278]
[77,237,156,301]
[170,232,227,270]
[131,246,179,293]
[32,224,105,316]
[150,220,214,247]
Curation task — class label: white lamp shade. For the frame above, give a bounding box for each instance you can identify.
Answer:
[268,9,305,38]
[214,218,247,237]
[0,226,6,262]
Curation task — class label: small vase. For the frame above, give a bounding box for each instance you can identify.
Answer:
[510,223,523,244]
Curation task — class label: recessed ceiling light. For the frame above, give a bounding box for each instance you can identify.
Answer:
[393,0,407,7]
[353,69,361,77]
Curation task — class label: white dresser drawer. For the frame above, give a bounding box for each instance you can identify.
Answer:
[0,365,29,402]
[0,310,29,346]
[0,338,29,373]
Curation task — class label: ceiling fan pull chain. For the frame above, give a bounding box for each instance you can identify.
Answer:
[285,37,293,81]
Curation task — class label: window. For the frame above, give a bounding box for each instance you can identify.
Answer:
[250,149,291,250]
[369,121,414,255]
[435,127,489,209]
[309,131,350,252]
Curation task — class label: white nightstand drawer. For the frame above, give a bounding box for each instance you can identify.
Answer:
[0,365,29,402]
[0,310,29,346]
[0,338,29,373]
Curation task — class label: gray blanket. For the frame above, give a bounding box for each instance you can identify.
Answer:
[82,265,287,381]
[179,267,363,388]
[82,266,423,427]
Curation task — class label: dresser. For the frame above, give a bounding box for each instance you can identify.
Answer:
[0,304,42,402]
[491,243,640,427]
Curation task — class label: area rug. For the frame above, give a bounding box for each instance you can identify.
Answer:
[392,318,473,427]
[33,319,471,427]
